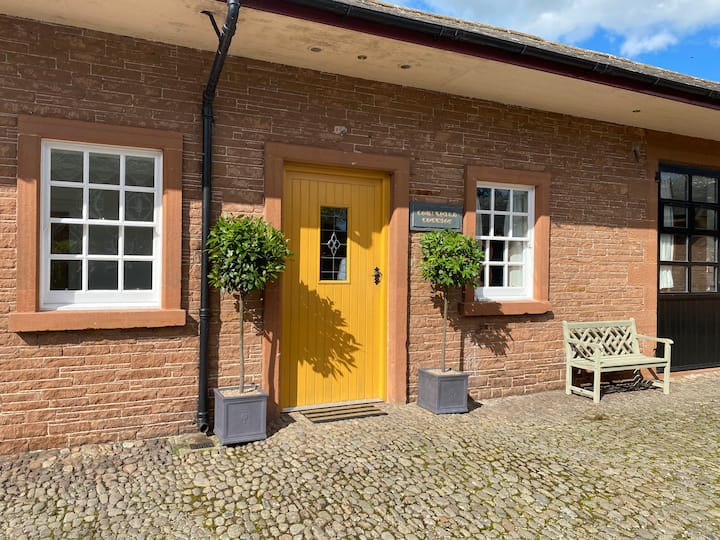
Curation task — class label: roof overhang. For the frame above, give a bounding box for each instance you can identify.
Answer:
[2,0,720,141]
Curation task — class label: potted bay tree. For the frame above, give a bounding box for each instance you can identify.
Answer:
[207,213,291,444]
[418,229,484,414]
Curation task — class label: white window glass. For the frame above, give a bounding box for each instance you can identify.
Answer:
[40,141,162,310]
[475,183,534,300]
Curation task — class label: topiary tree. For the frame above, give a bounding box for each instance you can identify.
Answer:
[207,213,291,390]
[419,229,484,372]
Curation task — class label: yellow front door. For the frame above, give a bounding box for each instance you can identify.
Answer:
[281,164,389,409]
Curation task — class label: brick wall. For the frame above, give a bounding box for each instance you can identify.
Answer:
[0,15,657,452]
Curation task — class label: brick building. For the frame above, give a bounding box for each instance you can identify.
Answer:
[2,0,720,453]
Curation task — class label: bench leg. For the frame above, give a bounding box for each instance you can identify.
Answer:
[566,363,572,395]
[663,368,670,395]
[593,369,601,403]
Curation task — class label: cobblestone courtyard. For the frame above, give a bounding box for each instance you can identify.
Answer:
[1,373,719,539]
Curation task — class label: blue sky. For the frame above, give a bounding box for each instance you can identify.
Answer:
[393,0,720,82]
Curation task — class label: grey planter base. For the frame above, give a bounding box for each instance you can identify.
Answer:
[213,386,267,445]
[417,368,469,414]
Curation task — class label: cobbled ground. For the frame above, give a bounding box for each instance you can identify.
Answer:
[1,373,719,539]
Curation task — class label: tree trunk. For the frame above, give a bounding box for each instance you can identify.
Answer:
[238,294,245,390]
[441,290,448,372]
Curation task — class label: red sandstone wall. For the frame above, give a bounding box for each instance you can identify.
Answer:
[0,15,657,453]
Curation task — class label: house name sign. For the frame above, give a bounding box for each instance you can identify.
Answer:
[409,202,463,231]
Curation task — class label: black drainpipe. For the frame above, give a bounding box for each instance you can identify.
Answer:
[197,0,241,433]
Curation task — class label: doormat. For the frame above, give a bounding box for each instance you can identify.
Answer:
[301,403,387,424]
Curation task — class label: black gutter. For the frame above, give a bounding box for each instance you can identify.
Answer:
[198,0,241,433]
[240,0,720,109]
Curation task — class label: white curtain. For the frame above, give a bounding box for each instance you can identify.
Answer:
[659,207,675,289]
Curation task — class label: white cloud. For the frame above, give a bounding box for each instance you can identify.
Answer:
[620,31,679,56]
[395,0,720,57]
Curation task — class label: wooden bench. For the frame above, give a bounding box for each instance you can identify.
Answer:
[562,319,673,403]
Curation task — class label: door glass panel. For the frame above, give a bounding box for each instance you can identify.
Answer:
[691,266,717,293]
[663,206,687,228]
[659,265,687,292]
[320,207,348,281]
[660,172,688,200]
[692,176,717,203]
[694,208,717,230]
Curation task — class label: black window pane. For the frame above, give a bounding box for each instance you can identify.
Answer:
[124,261,152,290]
[489,266,504,286]
[494,215,508,236]
[51,223,83,254]
[51,187,83,218]
[124,227,154,256]
[692,176,717,203]
[494,189,509,211]
[125,156,155,187]
[50,260,82,290]
[660,172,688,200]
[691,266,717,293]
[89,189,119,220]
[89,153,120,185]
[125,192,155,222]
[88,225,119,255]
[694,208,717,231]
[88,261,118,290]
[489,240,504,262]
[51,149,83,182]
[477,188,491,211]
[663,206,687,228]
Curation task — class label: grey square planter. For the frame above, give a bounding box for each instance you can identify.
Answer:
[213,386,268,445]
[417,368,469,414]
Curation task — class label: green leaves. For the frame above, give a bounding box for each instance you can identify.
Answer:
[206,213,292,297]
[419,229,484,291]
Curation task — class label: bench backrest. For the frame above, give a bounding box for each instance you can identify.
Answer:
[562,319,640,360]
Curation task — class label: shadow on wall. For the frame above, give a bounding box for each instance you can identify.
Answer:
[431,288,555,371]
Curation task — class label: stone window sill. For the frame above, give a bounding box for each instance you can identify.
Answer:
[8,309,186,332]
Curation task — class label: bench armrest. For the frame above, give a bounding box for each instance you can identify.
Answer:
[636,334,674,346]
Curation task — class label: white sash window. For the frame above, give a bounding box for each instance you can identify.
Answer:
[40,141,163,310]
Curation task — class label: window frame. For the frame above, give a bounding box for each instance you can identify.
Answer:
[9,115,185,332]
[475,182,535,300]
[461,165,552,316]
